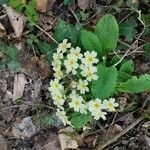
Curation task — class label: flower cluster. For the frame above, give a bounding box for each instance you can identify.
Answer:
[48,39,119,127]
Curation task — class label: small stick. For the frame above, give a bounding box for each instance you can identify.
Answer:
[34,24,59,44]
[97,115,146,150]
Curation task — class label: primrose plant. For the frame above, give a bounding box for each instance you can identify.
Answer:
[48,14,150,129]
[48,39,119,127]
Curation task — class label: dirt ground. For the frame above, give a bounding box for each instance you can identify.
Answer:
[0,0,150,150]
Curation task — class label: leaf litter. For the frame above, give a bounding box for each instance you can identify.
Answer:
[0,0,150,150]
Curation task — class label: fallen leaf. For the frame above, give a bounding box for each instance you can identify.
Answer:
[42,133,61,150]
[0,135,8,150]
[36,0,48,12]
[23,56,51,77]
[12,73,27,101]
[58,127,78,150]
[4,5,27,37]
[0,22,6,37]
[31,78,42,101]
[78,0,90,11]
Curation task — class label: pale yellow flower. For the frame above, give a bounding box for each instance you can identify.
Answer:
[48,79,64,95]
[77,79,89,94]
[53,52,63,61]
[82,51,99,65]
[94,111,107,120]
[88,98,104,114]
[69,92,87,114]
[64,54,79,75]
[53,66,63,80]
[70,47,83,59]
[56,109,70,125]
[81,65,98,82]
[103,98,119,111]
[57,39,71,53]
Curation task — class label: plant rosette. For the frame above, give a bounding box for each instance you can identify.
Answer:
[48,39,119,129]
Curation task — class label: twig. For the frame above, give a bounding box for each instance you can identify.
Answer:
[97,115,146,150]
[34,24,58,44]
[0,103,55,111]
[107,111,118,133]
[69,8,80,24]
[114,10,145,67]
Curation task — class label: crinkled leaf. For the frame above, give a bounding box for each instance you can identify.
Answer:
[120,60,134,74]
[37,41,54,63]
[144,43,150,58]
[1,45,19,61]
[142,14,150,27]
[117,71,132,82]
[81,30,102,57]
[64,0,74,5]
[126,0,139,10]
[9,0,24,12]
[70,112,91,129]
[95,14,119,55]
[0,0,9,5]
[54,20,78,45]
[92,64,118,99]
[120,17,137,42]
[7,61,21,70]
[117,74,150,93]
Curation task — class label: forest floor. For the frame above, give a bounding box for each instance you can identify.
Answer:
[0,0,150,150]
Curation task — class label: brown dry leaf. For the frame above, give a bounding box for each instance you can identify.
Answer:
[36,0,48,12]
[4,5,27,37]
[42,133,61,150]
[23,56,51,77]
[78,0,90,11]
[58,127,78,150]
[12,73,27,101]
[0,22,6,37]
[0,135,8,150]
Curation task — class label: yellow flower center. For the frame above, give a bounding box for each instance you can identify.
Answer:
[69,60,74,65]
[87,71,92,77]
[94,103,100,109]
[54,83,58,88]
[75,100,80,106]
[81,84,86,89]
[87,57,93,62]
[75,52,79,56]
[108,102,113,108]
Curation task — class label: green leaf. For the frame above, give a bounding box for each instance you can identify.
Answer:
[9,0,24,12]
[119,17,137,42]
[117,71,132,82]
[144,42,150,58]
[120,60,134,74]
[1,45,19,61]
[142,14,150,27]
[25,0,38,25]
[0,0,9,5]
[7,61,21,70]
[126,0,139,10]
[54,20,79,45]
[92,64,118,99]
[81,30,102,57]
[117,74,150,93]
[39,115,55,127]
[70,112,91,129]
[37,41,54,63]
[95,14,119,55]
[64,0,74,5]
